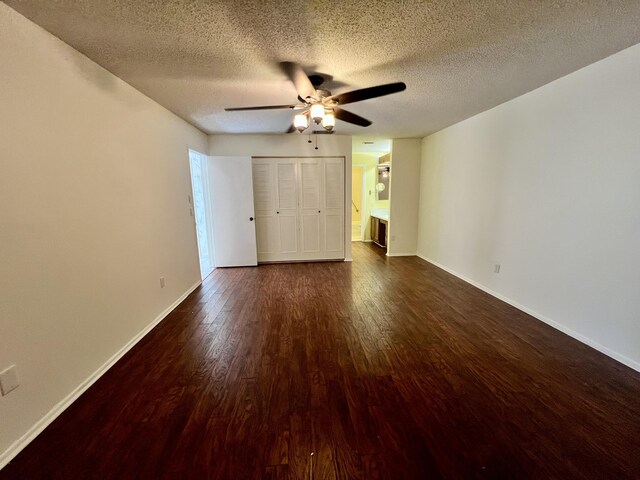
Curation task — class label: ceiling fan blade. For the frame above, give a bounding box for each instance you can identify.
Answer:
[334,108,372,127]
[225,104,300,111]
[330,82,406,105]
[280,62,317,100]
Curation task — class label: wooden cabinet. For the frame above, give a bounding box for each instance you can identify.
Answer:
[371,216,388,248]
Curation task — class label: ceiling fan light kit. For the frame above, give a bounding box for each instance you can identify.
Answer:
[310,103,325,124]
[322,112,335,131]
[294,113,309,132]
[225,62,407,134]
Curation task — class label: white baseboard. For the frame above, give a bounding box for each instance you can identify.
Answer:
[416,254,640,374]
[0,280,202,471]
[386,252,417,257]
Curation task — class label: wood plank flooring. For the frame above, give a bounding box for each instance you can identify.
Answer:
[2,242,640,479]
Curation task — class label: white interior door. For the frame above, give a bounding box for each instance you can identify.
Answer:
[252,161,278,258]
[323,157,345,257]
[275,160,300,256]
[209,156,257,267]
[253,158,300,262]
[299,158,323,258]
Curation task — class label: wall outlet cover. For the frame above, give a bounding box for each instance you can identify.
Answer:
[160,276,166,288]
[0,365,19,396]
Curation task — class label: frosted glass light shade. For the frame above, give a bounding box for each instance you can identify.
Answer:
[322,112,335,131]
[310,104,325,123]
[294,114,309,132]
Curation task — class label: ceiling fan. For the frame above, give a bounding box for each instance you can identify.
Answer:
[225,62,406,133]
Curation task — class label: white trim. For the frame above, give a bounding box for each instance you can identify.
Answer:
[416,254,640,373]
[0,280,202,470]
[344,258,353,262]
[386,252,417,257]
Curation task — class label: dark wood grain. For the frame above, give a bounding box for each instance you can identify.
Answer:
[2,242,640,479]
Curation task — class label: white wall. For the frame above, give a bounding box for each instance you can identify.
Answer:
[0,4,208,465]
[388,139,422,256]
[418,43,640,371]
[209,134,353,260]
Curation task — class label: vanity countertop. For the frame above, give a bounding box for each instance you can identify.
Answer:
[370,208,389,221]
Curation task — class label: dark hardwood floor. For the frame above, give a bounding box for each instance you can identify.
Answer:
[2,242,640,479]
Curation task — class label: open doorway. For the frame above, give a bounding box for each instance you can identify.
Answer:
[188,149,214,279]
[352,138,391,252]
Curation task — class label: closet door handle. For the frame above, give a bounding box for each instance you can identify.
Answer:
[249,217,254,221]
[277,211,280,214]
[318,210,321,213]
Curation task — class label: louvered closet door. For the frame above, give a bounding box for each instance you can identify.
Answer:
[298,158,323,259]
[275,160,299,257]
[252,161,278,259]
[252,159,299,262]
[322,157,345,258]
[252,157,344,263]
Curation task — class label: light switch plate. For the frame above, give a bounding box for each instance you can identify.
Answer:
[0,365,19,396]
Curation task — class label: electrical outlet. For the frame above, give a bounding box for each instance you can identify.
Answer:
[160,276,165,288]
[494,264,501,274]
[0,365,19,396]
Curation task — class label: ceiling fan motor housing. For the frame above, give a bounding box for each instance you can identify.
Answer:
[307,74,326,87]
[314,89,332,101]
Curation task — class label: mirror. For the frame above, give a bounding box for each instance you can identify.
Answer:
[377,166,390,200]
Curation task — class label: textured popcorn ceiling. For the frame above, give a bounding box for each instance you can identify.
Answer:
[5,0,640,137]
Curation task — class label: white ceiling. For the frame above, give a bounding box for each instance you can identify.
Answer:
[5,1,640,137]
